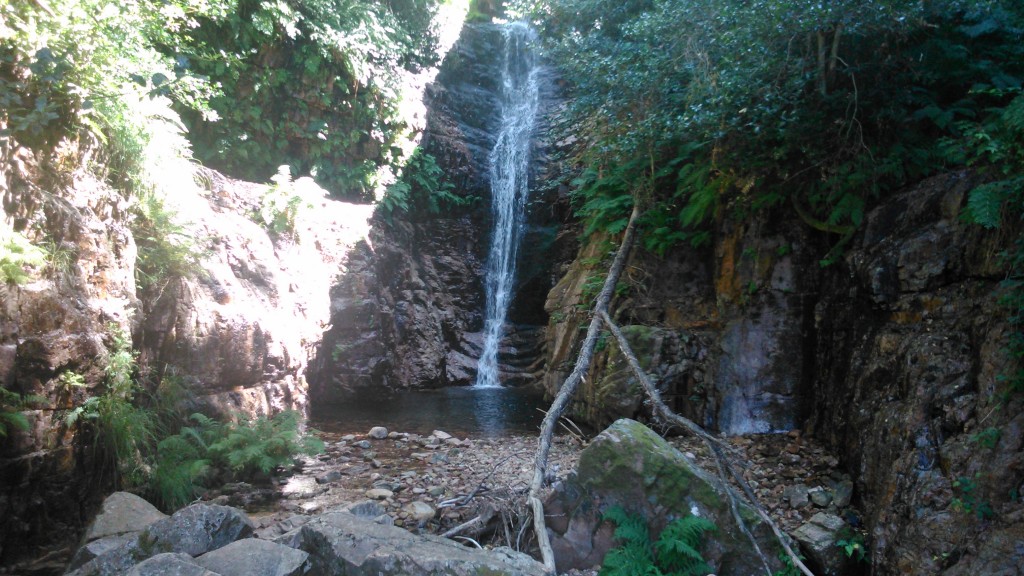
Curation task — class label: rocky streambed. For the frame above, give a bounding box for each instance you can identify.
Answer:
[5,421,865,575]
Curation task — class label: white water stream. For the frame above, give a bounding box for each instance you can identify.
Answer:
[474,23,540,388]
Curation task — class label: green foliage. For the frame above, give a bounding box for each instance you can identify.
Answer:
[165,0,447,198]
[378,149,470,217]
[600,506,716,576]
[257,165,311,237]
[771,551,805,576]
[970,427,1002,449]
[951,474,995,520]
[835,528,869,564]
[523,0,1024,261]
[64,325,156,487]
[133,189,206,293]
[0,388,45,440]
[150,410,325,509]
[0,230,47,285]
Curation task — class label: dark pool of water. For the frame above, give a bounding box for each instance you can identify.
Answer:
[309,387,550,438]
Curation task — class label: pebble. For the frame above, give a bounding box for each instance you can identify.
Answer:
[368,426,389,439]
[366,488,394,500]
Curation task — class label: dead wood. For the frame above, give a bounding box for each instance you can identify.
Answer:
[527,204,641,574]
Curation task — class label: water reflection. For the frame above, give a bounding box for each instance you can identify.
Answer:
[310,387,548,438]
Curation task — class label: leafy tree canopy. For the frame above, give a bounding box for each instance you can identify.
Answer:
[512,0,1024,257]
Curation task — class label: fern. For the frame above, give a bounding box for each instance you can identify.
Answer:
[600,506,716,576]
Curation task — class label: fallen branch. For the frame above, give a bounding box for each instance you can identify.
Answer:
[598,309,814,576]
[442,515,484,539]
[528,204,642,574]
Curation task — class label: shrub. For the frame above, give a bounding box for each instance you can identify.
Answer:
[600,506,716,576]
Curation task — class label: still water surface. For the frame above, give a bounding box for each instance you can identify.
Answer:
[309,386,549,438]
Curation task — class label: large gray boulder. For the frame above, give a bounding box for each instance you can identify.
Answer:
[274,510,546,576]
[544,419,782,574]
[195,539,309,576]
[66,503,254,575]
[83,492,168,542]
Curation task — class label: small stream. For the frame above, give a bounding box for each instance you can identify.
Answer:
[309,386,549,438]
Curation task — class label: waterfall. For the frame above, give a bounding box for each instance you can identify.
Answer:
[474,23,540,388]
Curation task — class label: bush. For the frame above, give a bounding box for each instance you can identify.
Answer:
[600,506,716,576]
[150,410,325,509]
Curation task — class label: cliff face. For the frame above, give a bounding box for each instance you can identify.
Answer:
[308,22,564,403]
[541,171,1022,574]
[0,136,370,563]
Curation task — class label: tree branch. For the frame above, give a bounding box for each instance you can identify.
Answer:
[528,203,641,574]
[598,309,815,576]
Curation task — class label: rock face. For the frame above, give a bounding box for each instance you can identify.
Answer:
[544,209,816,434]
[308,21,563,401]
[544,419,780,574]
[543,172,1022,575]
[1,138,370,565]
[808,172,1023,575]
[273,510,547,576]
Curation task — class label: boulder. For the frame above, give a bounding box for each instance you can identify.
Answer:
[125,553,215,576]
[67,534,136,571]
[66,503,254,575]
[544,419,782,574]
[791,513,852,576]
[274,510,546,576]
[195,539,309,576]
[83,492,168,542]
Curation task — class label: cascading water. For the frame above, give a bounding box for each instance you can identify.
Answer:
[474,23,540,388]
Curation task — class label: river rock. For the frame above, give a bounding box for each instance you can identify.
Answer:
[367,426,389,439]
[273,510,546,575]
[125,553,214,576]
[67,534,136,571]
[402,501,436,524]
[792,513,850,576]
[784,484,810,509]
[315,470,341,484]
[83,492,168,542]
[365,488,393,500]
[67,503,254,575]
[195,538,309,576]
[544,419,782,574]
[831,479,853,508]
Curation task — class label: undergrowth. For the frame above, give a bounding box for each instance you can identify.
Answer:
[600,506,716,576]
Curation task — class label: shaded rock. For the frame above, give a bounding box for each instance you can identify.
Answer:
[315,471,341,485]
[792,513,850,576]
[367,427,388,440]
[125,553,215,576]
[831,479,853,508]
[544,419,781,574]
[273,510,546,575]
[402,501,435,524]
[784,484,810,509]
[83,492,168,543]
[67,503,254,575]
[68,534,136,571]
[254,516,311,540]
[195,538,309,576]
[809,487,833,508]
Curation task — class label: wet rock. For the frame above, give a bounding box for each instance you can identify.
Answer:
[195,538,309,576]
[367,427,389,440]
[273,510,546,575]
[545,419,781,574]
